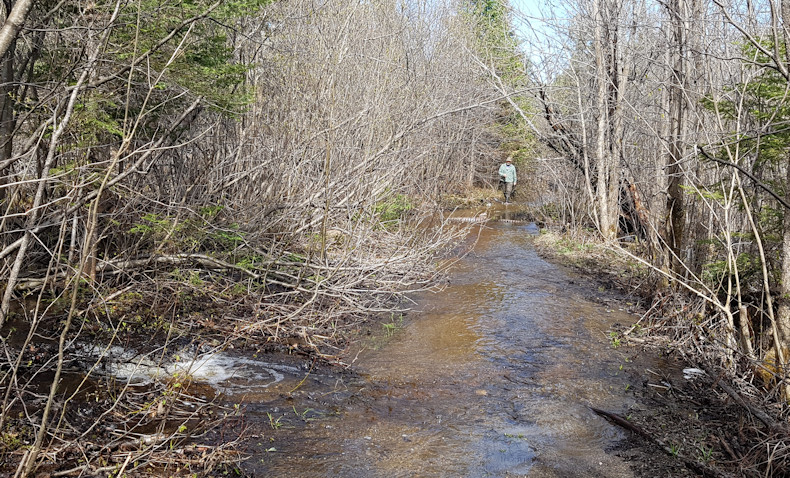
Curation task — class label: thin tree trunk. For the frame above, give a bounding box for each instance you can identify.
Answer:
[776,0,790,344]
[0,36,14,202]
[665,0,686,274]
[777,160,790,342]
[593,0,616,240]
[609,0,626,240]
[0,0,32,61]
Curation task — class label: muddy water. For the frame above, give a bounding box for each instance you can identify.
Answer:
[237,216,661,477]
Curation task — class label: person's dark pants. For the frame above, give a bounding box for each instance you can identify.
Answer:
[503,182,514,202]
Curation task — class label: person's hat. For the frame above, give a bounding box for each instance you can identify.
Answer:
[506,158,512,162]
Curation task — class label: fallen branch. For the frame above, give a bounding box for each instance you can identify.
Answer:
[589,406,648,436]
[590,406,736,478]
[13,253,304,292]
[708,372,787,434]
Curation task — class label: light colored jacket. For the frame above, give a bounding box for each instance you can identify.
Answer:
[498,163,517,183]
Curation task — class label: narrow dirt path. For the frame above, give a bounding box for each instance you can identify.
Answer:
[237,217,676,476]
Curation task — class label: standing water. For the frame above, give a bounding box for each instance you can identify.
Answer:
[233,216,659,477]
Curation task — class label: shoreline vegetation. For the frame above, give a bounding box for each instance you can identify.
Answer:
[0,197,479,476]
[533,224,790,477]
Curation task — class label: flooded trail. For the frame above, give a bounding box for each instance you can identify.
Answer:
[239,217,664,477]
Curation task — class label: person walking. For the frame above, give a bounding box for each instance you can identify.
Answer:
[498,157,517,203]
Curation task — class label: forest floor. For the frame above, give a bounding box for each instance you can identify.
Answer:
[6,203,782,477]
[533,229,786,478]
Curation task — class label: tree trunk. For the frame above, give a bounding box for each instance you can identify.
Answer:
[665,0,686,275]
[609,0,626,241]
[777,157,790,342]
[593,0,616,240]
[0,0,15,202]
[776,0,790,345]
[0,0,32,61]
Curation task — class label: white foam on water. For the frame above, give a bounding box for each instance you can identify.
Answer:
[81,343,302,392]
[166,355,292,390]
